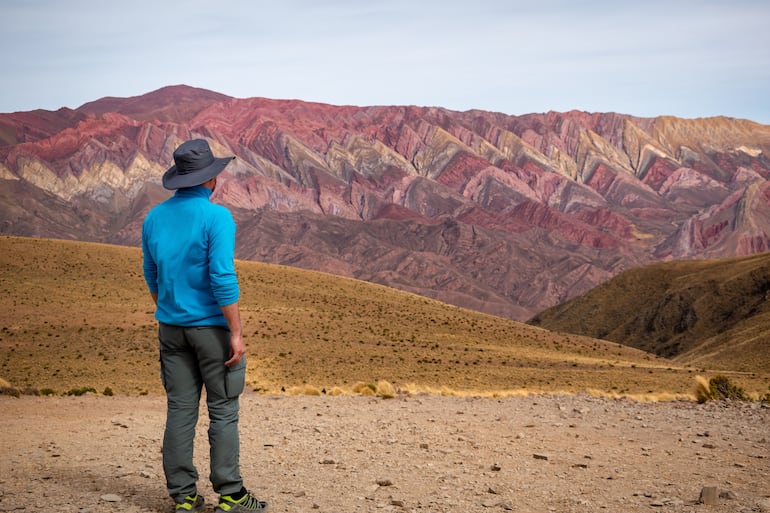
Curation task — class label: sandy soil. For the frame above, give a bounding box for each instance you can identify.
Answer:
[1,392,768,513]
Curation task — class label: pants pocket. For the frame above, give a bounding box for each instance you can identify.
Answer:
[159,356,168,392]
[225,357,246,398]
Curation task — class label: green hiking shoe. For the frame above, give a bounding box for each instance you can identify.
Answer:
[175,494,205,513]
[216,491,268,512]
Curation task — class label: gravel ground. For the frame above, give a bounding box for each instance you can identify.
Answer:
[1,392,769,513]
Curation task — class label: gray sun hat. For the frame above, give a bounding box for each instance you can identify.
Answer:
[162,139,235,190]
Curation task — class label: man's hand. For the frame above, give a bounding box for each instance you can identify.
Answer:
[221,301,245,366]
[225,332,246,367]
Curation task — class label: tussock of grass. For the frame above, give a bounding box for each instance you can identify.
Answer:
[276,382,397,398]
[695,375,712,403]
[351,382,376,396]
[325,387,346,396]
[375,380,395,399]
[285,385,323,396]
[258,381,697,402]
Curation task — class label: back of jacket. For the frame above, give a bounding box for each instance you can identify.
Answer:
[142,186,240,327]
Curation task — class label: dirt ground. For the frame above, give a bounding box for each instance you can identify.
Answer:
[1,392,768,513]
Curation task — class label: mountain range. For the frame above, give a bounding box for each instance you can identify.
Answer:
[2,85,770,321]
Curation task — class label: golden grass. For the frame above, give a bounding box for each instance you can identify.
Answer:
[285,384,324,396]
[1,236,768,398]
[531,253,770,375]
[374,380,396,399]
[694,375,712,403]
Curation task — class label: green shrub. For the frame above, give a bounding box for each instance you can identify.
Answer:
[103,387,114,396]
[709,375,748,401]
[695,375,748,403]
[40,388,57,396]
[65,386,97,396]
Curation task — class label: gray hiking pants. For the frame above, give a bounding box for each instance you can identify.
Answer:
[158,323,247,501]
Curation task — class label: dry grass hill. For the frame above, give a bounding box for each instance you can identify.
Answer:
[1,236,768,398]
[530,253,770,377]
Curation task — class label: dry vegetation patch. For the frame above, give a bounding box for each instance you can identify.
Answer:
[531,253,770,376]
[1,236,767,398]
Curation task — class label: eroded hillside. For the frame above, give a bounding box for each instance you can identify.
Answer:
[2,86,770,320]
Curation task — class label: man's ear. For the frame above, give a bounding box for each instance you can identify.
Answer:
[203,177,217,191]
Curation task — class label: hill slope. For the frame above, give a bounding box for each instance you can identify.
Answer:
[6,236,766,397]
[529,252,770,374]
[2,86,770,322]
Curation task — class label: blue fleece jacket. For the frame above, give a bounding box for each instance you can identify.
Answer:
[142,186,240,327]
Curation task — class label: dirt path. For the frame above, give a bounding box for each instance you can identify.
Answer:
[1,392,768,513]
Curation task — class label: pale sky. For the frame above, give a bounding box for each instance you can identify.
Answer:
[1,0,769,123]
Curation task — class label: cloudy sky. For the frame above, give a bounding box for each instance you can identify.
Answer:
[1,0,769,123]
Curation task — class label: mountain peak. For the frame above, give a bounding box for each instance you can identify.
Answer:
[77,84,232,122]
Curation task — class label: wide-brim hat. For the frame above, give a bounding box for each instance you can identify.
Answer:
[163,139,235,190]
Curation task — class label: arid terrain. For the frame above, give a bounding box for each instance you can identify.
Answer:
[530,252,770,374]
[8,236,769,398]
[3,86,770,513]
[2,236,770,513]
[1,392,769,513]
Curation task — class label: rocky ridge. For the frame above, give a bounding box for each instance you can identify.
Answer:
[1,85,770,320]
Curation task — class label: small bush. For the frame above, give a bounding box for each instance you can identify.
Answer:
[103,387,114,396]
[0,386,20,397]
[21,386,40,396]
[40,388,57,396]
[709,375,747,401]
[695,375,748,403]
[65,386,97,396]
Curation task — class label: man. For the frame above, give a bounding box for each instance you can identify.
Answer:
[142,139,268,512]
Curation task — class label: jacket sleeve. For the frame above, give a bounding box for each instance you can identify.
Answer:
[208,208,240,306]
[141,216,159,294]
